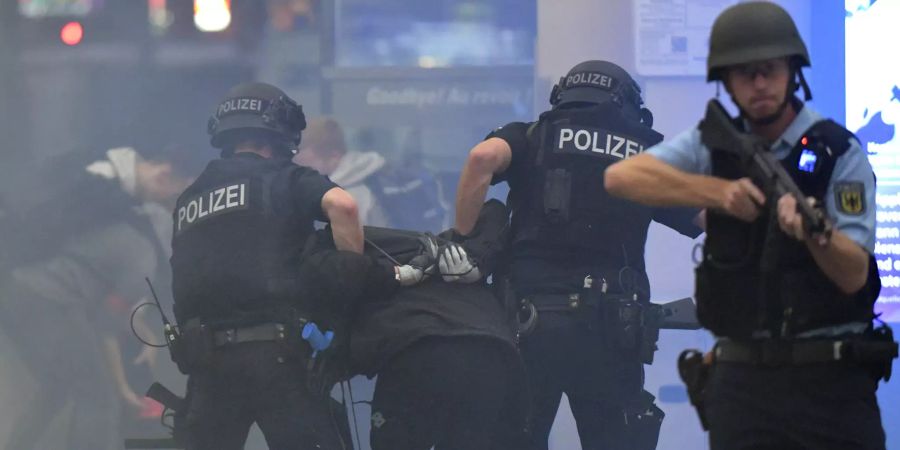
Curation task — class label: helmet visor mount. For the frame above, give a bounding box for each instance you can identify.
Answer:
[208,95,307,150]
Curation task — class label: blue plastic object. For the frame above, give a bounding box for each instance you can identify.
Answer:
[301,322,334,357]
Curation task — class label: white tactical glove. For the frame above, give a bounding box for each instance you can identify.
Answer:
[438,244,482,283]
[395,265,426,286]
[395,236,439,286]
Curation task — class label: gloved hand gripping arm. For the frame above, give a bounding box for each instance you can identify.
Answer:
[438,244,482,283]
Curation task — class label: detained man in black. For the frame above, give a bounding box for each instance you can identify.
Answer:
[301,200,528,450]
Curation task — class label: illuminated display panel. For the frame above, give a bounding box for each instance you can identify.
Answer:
[335,0,535,67]
[846,0,900,321]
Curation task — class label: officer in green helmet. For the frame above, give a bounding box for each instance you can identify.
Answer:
[606,2,897,449]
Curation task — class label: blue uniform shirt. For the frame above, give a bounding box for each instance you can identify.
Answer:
[646,103,877,253]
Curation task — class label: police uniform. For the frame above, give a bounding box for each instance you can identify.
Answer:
[651,101,888,449]
[170,82,349,450]
[647,3,895,449]
[488,61,702,450]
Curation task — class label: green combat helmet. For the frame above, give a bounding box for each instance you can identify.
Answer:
[707,1,811,100]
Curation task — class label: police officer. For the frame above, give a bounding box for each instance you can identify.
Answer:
[606,3,896,449]
[170,82,416,450]
[453,61,702,450]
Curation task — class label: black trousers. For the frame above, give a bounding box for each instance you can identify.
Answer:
[706,362,886,450]
[183,341,351,450]
[369,335,529,450]
[520,311,654,450]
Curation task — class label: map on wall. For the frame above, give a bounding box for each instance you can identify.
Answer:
[846,0,900,322]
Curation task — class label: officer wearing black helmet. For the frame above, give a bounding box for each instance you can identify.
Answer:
[170,82,433,449]
[453,60,702,449]
[607,2,897,449]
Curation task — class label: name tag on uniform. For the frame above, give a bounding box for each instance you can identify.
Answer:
[555,126,646,160]
[176,182,248,234]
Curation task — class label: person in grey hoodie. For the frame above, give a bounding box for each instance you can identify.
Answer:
[293,117,391,227]
[0,146,191,450]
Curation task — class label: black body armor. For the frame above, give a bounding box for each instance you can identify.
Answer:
[171,156,312,326]
[696,119,879,338]
[508,102,663,292]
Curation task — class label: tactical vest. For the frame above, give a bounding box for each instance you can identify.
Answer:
[696,119,879,338]
[170,155,312,325]
[507,103,663,286]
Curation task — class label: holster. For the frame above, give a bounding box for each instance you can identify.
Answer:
[624,390,665,450]
[168,322,214,375]
[677,349,711,430]
[597,294,643,355]
[589,286,660,365]
[640,303,663,364]
[867,323,899,382]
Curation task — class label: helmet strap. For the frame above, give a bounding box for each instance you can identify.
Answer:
[796,68,812,101]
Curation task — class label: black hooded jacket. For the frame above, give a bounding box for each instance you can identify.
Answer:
[299,200,517,377]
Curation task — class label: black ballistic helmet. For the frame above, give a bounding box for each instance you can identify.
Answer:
[550,60,652,125]
[207,82,307,150]
[551,61,643,108]
[707,1,810,82]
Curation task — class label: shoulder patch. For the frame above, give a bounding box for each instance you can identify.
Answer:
[834,182,866,215]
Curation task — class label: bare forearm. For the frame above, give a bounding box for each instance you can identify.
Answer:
[807,231,870,295]
[605,154,727,208]
[329,213,363,253]
[322,188,364,253]
[454,138,512,235]
[454,164,493,235]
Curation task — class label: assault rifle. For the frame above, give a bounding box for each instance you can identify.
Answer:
[698,99,830,237]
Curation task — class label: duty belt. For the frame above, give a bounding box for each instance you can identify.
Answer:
[212,322,288,347]
[714,338,898,367]
[526,292,588,312]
